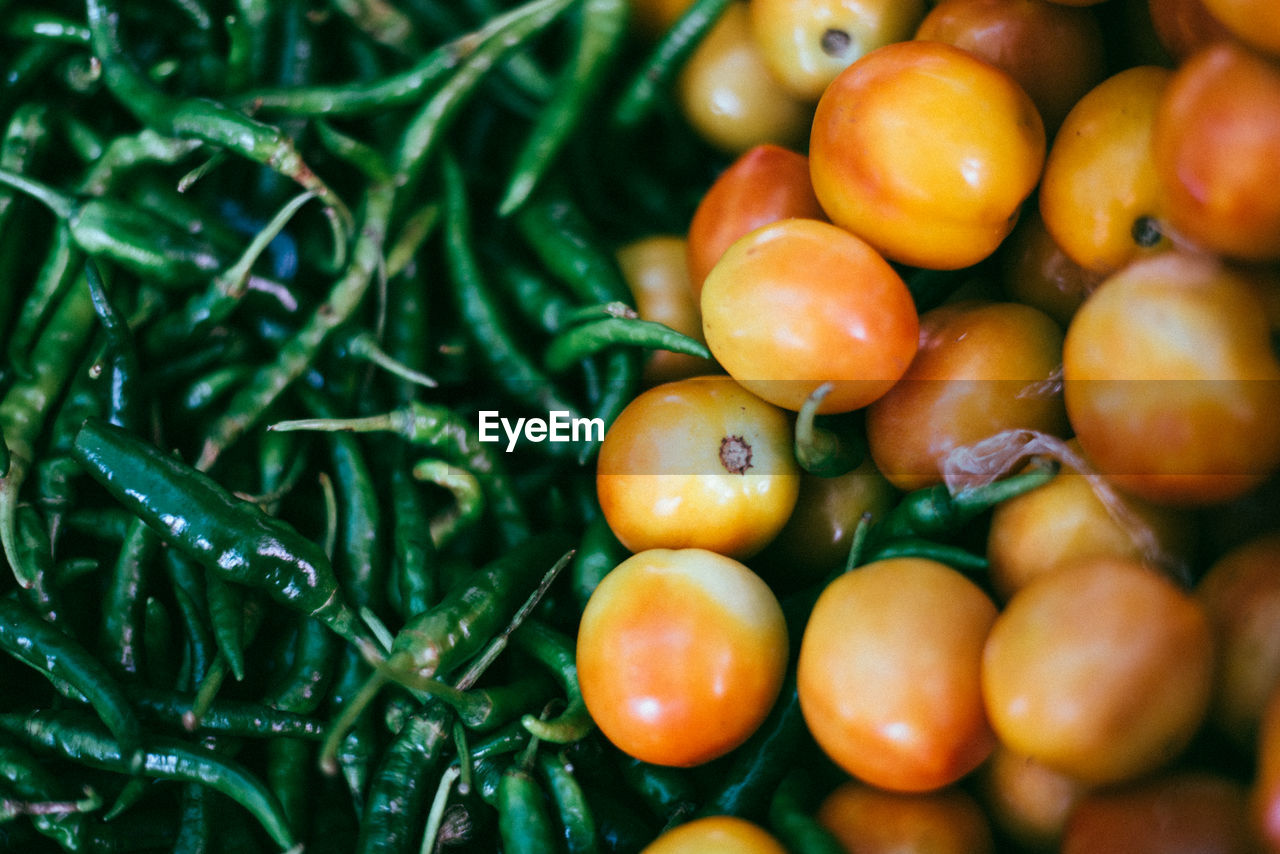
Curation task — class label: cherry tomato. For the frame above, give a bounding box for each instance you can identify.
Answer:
[685,144,826,298]
[1063,772,1255,854]
[1152,41,1280,261]
[616,235,718,386]
[1196,533,1280,746]
[639,815,789,853]
[1061,251,1280,506]
[915,0,1107,134]
[809,39,1045,270]
[865,300,1069,492]
[677,2,813,155]
[816,780,996,854]
[576,548,789,767]
[1254,683,1280,851]
[998,203,1104,327]
[1039,66,1174,275]
[979,745,1088,851]
[982,556,1215,786]
[749,0,928,102]
[596,375,800,559]
[986,439,1195,601]
[700,218,919,414]
[1147,0,1236,61]
[754,456,899,591]
[1199,0,1280,57]
[797,557,998,792]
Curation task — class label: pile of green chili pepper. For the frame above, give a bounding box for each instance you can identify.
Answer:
[0,0,1021,851]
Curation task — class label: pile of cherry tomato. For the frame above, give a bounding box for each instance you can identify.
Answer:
[588,0,1280,850]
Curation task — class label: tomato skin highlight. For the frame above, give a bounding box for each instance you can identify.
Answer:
[700,217,919,414]
[639,815,790,853]
[797,557,998,793]
[577,548,789,768]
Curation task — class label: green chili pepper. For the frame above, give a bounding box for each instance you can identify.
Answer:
[767,769,847,854]
[793,383,866,477]
[544,316,711,373]
[538,749,602,854]
[99,517,159,679]
[353,703,451,854]
[498,758,559,854]
[0,731,90,851]
[513,620,593,744]
[71,418,376,652]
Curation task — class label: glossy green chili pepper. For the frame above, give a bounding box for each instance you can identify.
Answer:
[543,316,711,373]
[0,596,144,774]
[793,383,866,477]
[353,702,451,854]
[537,749,601,854]
[498,761,559,854]
[0,731,89,851]
[512,620,593,744]
[0,710,295,851]
[71,418,376,652]
[127,687,327,741]
[99,517,158,679]
[388,460,437,621]
[411,458,484,549]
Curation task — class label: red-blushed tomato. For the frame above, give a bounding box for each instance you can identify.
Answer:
[576,548,789,767]
[865,300,1069,492]
[749,0,928,102]
[1061,252,1280,506]
[686,144,826,298]
[915,0,1107,135]
[998,203,1105,327]
[986,439,1195,601]
[797,558,998,792]
[676,2,813,155]
[615,235,719,386]
[1038,66,1174,275]
[700,218,919,414]
[1255,683,1280,851]
[981,556,1214,786]
[1064,772,1255,854]
[809,40,1045,270]
[1152,41,1280,261]
[638,815,789,853]
[1147,0,1236,61]
[979,745,1089,851]
[596,375,800,559]
[1196,533,1280,746]
[753,456,899,591]
[1199,0,1280,57]
[816,780,996,854]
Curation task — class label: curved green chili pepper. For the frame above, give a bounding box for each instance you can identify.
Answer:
[543,316,711,373]
[70,418,376,652]
[513,620,593,744]
[793,382,865,477]
[537,749,601,854]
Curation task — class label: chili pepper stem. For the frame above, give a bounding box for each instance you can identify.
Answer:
[319,669,388,776]
[419,765,462,854]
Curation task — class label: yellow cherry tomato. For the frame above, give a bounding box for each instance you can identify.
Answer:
[817,781,996,854]
[749,0,928,102]
[1039,65,1174,275]
[616,235,718,386]
[677,2,813,155]
[1199,0,1280,57]
[797,557,998,792]
[577,549,789,767]
[809,39,1045,270]
[979,745,1089,851]
[982,556,1215,786]
[700,218,919,414]
[596,375,800,559]
[639,816,789,853]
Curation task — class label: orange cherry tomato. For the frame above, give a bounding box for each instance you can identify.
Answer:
[616,235,718,386]
[685,144,826,298]
[797,557,998,793]
[596,375,800,559]
[639,815,789,853]
[1064,772,1255,854]
[754,456,899,591]
[1254,683,1280,851]
[1147,0,1236,61]
[1152,41,1280,261]
[700,218,919,414]
[809,39,1045,270]
[816,780,996,854]
[749,0,928,102]
[915,0,1107,134]
[986,440,1195,601]
[982,556,1215,786]
[865,300,1069,492]
[1061,252,1280,506]
[576,548,789,767]
[1196,533,1280,746]
[979,745,1088,851]
[1199,0,1280,57]
[998,203,1105,327]
[1039,65,1174,275]
[677,2,813,155]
